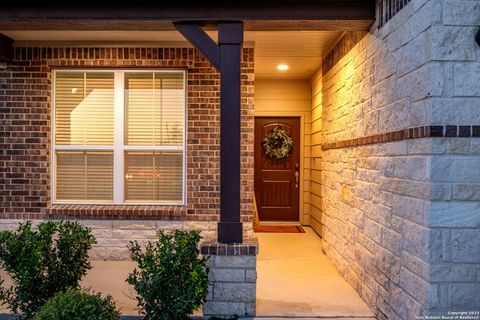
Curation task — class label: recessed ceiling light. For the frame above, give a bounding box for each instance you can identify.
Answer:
[277,64,289,71]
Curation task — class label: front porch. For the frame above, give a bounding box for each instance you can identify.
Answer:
[60,228,373,319]
[1,0,479,318]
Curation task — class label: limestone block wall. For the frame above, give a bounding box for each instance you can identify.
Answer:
[201,239,258,317]
[429,141,480,313]
[311,0,480,318]
[426,0,480,314]
[0,219,254,260]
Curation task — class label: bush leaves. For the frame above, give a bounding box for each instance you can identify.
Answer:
[0,221,96,318]
[127,229,209,320]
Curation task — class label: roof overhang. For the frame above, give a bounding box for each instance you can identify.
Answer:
[0,1,375,31]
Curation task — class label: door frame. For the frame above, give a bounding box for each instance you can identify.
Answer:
[254,112,306,225]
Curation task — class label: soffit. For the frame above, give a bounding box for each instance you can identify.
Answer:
[2,30,342,80]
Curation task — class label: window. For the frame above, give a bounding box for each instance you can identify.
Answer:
[53,70,186,204]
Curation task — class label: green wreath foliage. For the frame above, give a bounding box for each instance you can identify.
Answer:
[262,126,293,159]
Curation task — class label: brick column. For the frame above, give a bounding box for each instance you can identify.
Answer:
[200,238,258,317]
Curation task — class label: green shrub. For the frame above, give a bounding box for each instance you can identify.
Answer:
[127,229,209,320]
[0,221,96,318]
[34,288,121,320]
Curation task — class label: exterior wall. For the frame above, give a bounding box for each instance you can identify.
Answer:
[310,73,323,234]
[426,0,480,314]
[0,47,255,259]
[311,0,480,318]
[254,79,312,224]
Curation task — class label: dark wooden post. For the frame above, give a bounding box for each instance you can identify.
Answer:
[174,22,244,243]
[217,22,243,243]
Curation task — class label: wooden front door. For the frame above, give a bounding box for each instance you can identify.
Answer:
[254,117,301,221]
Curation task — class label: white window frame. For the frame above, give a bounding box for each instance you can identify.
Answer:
[51,69,187,206]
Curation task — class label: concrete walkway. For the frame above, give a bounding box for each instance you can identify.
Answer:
[256,227,375,319]
[83,260,140,316]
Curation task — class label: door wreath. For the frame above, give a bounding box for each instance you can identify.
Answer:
[262,126,293,159]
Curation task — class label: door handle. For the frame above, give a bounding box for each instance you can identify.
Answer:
[295,163,300,188]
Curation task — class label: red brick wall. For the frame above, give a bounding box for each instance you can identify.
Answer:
[0,47,254,222]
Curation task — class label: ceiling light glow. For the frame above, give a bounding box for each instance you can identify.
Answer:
[277,64,289,71]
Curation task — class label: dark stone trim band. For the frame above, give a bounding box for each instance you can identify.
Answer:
[322,125,480,151]
[201,238,259,256]
[323,31,367,76]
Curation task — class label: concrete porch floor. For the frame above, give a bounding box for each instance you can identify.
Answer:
[0,227,375,319]
[79,226,374,319]
[82,227,374,319]
[255,227,374,318]
[82,227,374,320]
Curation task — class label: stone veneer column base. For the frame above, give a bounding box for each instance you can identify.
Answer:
[200,238,259,318]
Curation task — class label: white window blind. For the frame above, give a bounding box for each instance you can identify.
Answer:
[125,73,184,146]
[56,151,113,201]
[125,151,183,202]
[53,70,186,204]
[55,72,114,145]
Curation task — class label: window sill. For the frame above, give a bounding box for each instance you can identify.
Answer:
[46,204,189,220]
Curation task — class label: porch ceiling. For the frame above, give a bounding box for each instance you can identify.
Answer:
[0,1,372,79]
[251,31,342,80]
[2,30,342,80]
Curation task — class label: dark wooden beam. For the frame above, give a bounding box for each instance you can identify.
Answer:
[174,23,220,69]
[0,20,374,32]
[0,33,13,62]
[0,1,374,20]
[0,1,375,31]
[175,21,243,243]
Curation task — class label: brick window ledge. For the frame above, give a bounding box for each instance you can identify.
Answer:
[45,204,190,220]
